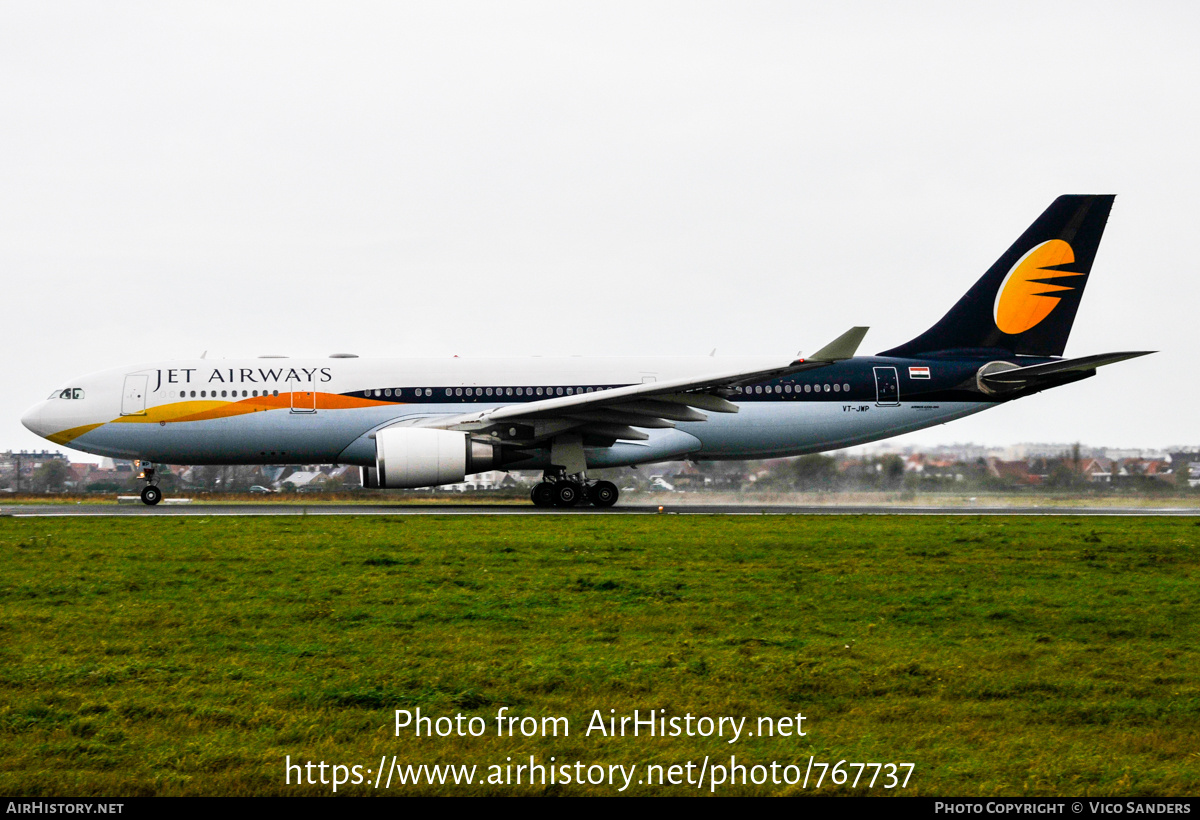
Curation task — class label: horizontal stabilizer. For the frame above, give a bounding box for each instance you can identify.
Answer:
[981,351,1154,385]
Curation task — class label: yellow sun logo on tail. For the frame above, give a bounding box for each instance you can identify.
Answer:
[993,239,1078,335]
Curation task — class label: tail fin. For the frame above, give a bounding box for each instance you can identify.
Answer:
[880,195,1115,358]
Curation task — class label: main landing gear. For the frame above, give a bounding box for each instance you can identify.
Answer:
[137,461,162,506]
[530,472,619,508]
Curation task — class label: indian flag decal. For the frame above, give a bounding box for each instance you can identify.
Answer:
[909,366,930,379]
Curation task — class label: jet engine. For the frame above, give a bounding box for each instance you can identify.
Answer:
[361,426,498,489]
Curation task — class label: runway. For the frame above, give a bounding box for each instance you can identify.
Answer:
[4,503,1200,517]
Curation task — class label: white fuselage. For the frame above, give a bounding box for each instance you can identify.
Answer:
[21,355,993,471]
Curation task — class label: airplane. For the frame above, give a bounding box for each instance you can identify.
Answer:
[21,195,1151,507]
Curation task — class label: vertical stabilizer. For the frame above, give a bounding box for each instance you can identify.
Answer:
[880,195,1115,358]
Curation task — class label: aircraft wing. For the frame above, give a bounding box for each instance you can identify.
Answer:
[414,327,868,444]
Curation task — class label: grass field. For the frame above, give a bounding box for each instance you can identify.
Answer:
[1,515,1197,796]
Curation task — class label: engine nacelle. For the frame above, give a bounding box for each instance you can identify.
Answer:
[361,427,498,489]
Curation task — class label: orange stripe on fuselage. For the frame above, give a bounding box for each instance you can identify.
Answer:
[46,422,105,446]
[111,392,396,424]
[61,393,397,438]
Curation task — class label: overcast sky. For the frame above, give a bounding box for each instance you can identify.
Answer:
[3,1,1196,459]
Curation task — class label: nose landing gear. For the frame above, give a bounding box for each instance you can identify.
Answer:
[137,461,162,506]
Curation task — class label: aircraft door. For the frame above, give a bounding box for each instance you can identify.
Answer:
[289,378,317,414]
[121,375,148,416]
[873,367,900,406]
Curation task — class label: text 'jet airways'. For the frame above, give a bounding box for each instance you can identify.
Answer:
[22,195,1151,506]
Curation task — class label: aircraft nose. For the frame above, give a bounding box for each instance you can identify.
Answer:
[21,402,47,437]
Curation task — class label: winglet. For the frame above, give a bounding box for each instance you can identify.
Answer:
[803,327,869,363]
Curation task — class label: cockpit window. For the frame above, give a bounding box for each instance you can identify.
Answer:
[72,388,85,400]
[51,388,85,400]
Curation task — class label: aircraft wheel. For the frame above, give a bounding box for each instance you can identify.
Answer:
[554,482,581,507]
[531,482,556,507]
[588,481,618,508]
[140,485,163,506]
